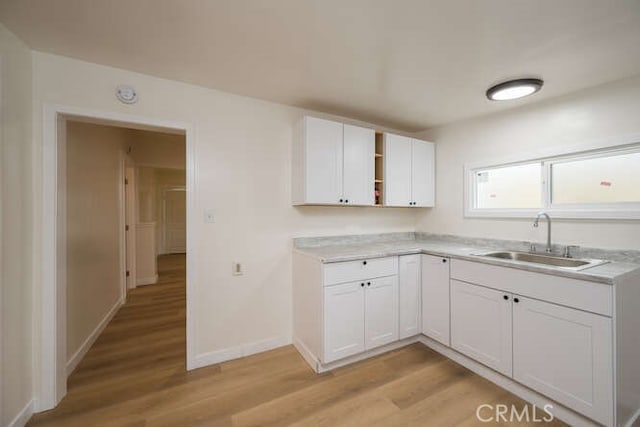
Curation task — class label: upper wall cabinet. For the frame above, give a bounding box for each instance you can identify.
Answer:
[384,134,435,207]
[292,116,375,206]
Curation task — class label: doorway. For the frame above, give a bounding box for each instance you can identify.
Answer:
[38,105,195,411]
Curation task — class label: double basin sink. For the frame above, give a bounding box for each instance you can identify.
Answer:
[473,251,608,271]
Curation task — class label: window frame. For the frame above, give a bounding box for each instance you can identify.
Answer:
[464,139,640,219]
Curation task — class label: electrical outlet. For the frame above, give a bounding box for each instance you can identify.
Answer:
[204,209,215,223]
[232,262,243,276]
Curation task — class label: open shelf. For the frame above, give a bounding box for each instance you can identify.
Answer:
[375,132,384,205]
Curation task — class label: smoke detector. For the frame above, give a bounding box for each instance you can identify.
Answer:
[116,85,138,104]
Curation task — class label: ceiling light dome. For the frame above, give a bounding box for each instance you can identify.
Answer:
[486,78,543,101]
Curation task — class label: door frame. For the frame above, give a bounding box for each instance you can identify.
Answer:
[38,104,197,411]
[123,155,137,290]
[161,185,187,254]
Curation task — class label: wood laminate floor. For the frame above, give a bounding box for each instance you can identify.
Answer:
[30,254,564,426]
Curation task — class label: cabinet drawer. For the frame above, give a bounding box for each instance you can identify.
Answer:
[324,257,398,286]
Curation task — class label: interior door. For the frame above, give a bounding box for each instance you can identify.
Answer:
[421,255,450,346]
[365,276,399,349]
[450,279,513,377]
[304,116,343,204]
[411,139,435,207]
[513,296,613,425]
[342,124,375,205]
[384,133,412,206]
[399,255,421,339]
[163,188,186,253]
[323,282,365,363]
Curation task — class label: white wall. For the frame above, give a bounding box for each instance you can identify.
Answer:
[416,75,640,250]
[30,52,419,372]
[0,24,33,426]
[65,121,126,362]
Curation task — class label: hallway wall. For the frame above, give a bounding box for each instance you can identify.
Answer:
[65,121,127,368]
[0,23,33,426]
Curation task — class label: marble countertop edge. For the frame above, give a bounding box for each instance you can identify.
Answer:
[293,240,640,285]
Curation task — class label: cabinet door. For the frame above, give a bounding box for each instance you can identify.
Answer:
[411,139,435,207]
[384,133,412,207]
[399,255,421,339]
[304,117,343,204]
[323,282,365,363]
[365,276,399,349]
[421,255,450,346]
[343,124,375,205]
[513,296,613,426]
[450,280,512,377]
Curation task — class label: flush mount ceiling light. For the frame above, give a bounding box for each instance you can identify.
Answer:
[486,78,543,101]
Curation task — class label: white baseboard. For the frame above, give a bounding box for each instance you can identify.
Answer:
[293,338,321,372]
[8,399,33,427]
[65,299,123,377]
[191,336,290,370]
[136,274,158,286]
[417,335,598,427]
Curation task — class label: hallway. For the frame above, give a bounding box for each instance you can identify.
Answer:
[30,254,187,426]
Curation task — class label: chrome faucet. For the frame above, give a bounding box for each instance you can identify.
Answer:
[533,212,552,253]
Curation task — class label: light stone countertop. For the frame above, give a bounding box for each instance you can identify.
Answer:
[293,233,640,285]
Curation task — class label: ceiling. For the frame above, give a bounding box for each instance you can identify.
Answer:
[2,0,640,131]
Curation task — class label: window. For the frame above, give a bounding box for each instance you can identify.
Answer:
[550,151,640,205]
[475,162,542,209]
[465,143,640,219]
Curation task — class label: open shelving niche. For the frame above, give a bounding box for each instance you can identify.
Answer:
[375,131,384,206]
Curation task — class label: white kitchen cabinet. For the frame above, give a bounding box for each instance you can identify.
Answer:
[323,275,398,363]
[365,276,399,349]
[343,124,375,205]
[292,116,374,206]
[399,255,421,339]
[384,133,413,206]
[323,281,366,363]
[411,139,435,206]
[450,279,513,377]
[384,133,434,207]
[513,296,613,426]
[421,254,450,346]
[297,116,343,204]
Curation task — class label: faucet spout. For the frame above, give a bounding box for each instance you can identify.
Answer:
[533,212,552,253]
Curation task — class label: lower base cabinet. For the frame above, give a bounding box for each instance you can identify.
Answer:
[450,280,513,377]
[450,278,613,426]
[421,254,450,345]
[323,276,398,363]
[323,281,366,363]
[365,276,399,349]
[513,296,613,426]
[295,252,628,427]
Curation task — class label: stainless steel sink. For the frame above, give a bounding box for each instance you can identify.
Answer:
[474,251,608,270]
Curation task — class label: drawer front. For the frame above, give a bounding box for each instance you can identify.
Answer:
[324,256,398,286]
[450,259,612,316]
